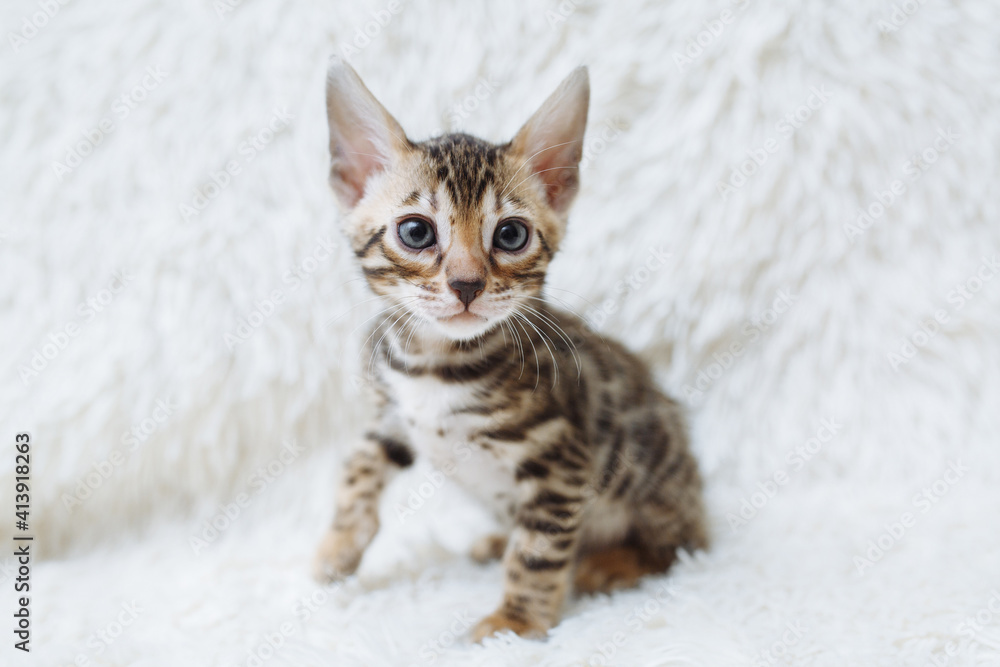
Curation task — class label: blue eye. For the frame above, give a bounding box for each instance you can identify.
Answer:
[398,218,436,249]
[493,220,529,252]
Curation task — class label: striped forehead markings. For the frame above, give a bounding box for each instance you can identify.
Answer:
[421,133,504,209]
[399,189,438,213]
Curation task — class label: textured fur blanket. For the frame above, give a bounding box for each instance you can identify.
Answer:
[2,0,998,665]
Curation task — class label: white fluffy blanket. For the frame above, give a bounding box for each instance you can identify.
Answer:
[2,0,999,665]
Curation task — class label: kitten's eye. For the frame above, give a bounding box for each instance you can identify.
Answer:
[398,218,436,250]
[493,220,529,252]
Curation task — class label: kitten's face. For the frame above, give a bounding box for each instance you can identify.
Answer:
[326,61,589,341]
[346,134,567,340]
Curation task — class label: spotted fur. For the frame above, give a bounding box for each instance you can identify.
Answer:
[314,59,708,642]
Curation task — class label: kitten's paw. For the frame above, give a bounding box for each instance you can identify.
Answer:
[472,610,549,642]
[312,530,363,583]
[470,534,508,564]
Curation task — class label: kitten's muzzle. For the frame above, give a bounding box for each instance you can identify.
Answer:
[449,278,486,307]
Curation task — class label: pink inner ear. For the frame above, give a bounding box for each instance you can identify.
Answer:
[529,142,581,213]
[326,59,407,210]
[332,141,384,207]
[330,126,391,208]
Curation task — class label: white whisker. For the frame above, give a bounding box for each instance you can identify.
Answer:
[519,302,582,379]
[496,139,582,202]
[509,312,540,392]
[515,310,559,389]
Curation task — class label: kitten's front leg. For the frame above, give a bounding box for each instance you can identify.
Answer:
[313,432,413,583]
[473,458,588,641]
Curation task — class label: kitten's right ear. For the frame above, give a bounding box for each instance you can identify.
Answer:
[326,58,409,209]
[510,66,589,215]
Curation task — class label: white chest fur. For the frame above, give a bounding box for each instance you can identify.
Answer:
[382,369,519,520]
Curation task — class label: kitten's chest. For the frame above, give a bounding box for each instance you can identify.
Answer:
[383,370,519,514]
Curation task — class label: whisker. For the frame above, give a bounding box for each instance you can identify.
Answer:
[542,286,602,311]
[502,318,525,379]
[402,311,425,362]
[509,312,540,392]
[390,309,421,371]
[367,306,410,379]
[347,296,421,337]
[325,293,411,329]
[516,310,559,389]
[321,276,369,298]
[358,301,412,377]
[511,319,526,378]
[501,165,582,205]
[519,296,582,329]
[537,288,614,350]
[519,302,582,379]
[496,139,582,202]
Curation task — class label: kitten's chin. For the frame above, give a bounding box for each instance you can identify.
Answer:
[430,311,496,342]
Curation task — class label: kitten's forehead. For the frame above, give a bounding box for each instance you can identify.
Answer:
[417,133,510,211]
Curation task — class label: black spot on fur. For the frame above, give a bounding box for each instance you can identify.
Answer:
[366,432,414,468]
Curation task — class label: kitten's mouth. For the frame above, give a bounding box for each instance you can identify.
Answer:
[427,305,498,341]
[439,311,487,324]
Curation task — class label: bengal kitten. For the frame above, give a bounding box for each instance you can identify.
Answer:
[314,59,708,641]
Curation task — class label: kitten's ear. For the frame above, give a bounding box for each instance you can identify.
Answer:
[326,58,409,209]
[510,66,590,214]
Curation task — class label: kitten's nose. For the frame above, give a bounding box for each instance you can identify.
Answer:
[448,279,485,307]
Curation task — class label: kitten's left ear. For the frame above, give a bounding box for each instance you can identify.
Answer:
[510,66,590,214]
[326,57,410,209]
